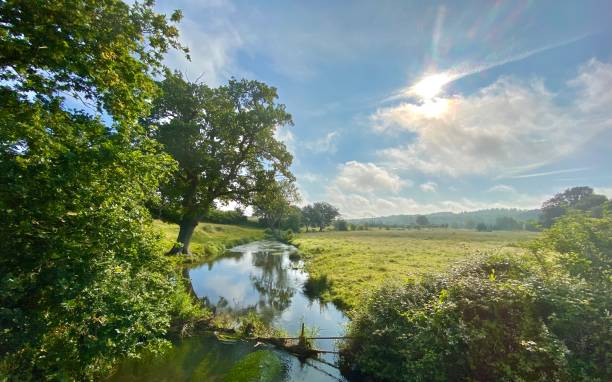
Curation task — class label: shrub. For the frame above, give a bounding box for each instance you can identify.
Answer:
[341,212,611,382]
[334,219,349,231]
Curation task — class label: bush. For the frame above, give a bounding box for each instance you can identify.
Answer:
[341,212,611,381]
[205,209,248,225]
[334,219,349,231]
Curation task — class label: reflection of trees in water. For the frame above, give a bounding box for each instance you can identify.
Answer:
[198,249,296,322]
[249,250,295,316]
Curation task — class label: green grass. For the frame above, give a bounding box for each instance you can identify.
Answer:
[294,228,539,310]
[153,220,265,262]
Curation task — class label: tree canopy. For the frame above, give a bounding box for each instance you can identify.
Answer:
[253,179,301,230]
[415,215,429,226]
[302,202,340,231]
[148,72,294,253]
[0,0,188,379]
[540,186,608,227]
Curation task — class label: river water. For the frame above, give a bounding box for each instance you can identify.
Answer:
[109,240,348,381]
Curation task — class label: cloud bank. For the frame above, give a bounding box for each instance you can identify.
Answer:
[372,59,612,177]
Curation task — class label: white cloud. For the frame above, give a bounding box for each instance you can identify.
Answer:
[333,161,409,194]
[305,131,340,154]
[299,172,322,183]
[274,125,295,153]
[160,2,244,86]
[569,59,612,114]
[488,184,516,193]
[326,186,545,219]
[373,59,612,176]
[420,181,438,193]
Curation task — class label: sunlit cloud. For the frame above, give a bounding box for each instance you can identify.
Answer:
[387,33,591,104]
[333,161,410,194]
[410,72,453,100]
[373,59,612,176]
[420,181,438,193]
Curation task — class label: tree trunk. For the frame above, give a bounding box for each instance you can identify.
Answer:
[168,214,199,255]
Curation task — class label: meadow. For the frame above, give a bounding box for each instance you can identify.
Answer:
[293,228,539,309]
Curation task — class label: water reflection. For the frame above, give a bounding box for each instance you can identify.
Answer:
[109,241,348,382]
[188,241,347,343]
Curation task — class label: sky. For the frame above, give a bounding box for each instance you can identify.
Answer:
[155,0,612,218]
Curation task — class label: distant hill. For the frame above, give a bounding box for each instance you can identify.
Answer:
[348,208,541,228]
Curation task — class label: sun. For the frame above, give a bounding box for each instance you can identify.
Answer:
[410,72,452,100]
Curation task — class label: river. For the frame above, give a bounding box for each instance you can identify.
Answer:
[108,240,349,381]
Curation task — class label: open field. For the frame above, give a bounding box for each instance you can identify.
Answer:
[294,228,539,309]
[153,220,265,261]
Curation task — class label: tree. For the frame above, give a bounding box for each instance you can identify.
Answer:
[416,215,430,226]
[476,222,490,232]
[0,0,186,378]
[309,202,340,231]
[301,204,318,232]
[149,73,294,254]
[283,205,303,232]
[540,186,608,227]
[253,179,300,230]
[494,216,521,231]
[334,219,349,231]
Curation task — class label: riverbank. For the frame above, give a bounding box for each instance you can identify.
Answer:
[109,240,348,381]
[154,220,265,264]
[293,228,538,309]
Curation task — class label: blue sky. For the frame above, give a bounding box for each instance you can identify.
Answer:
[156,0,612,218]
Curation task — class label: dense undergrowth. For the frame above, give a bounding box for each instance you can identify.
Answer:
[340,212,611,381]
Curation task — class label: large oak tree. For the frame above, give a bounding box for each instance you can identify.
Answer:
[149,72,294,254]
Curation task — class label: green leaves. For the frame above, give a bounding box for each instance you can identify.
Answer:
[0,0,189,379]
[149,72,294,251]
[343,240,611,382]
[1,0,187,132]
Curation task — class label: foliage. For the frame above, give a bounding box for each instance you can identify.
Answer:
[1,0,186,132]
[301,202,340,231]
[494,216,522,230]
[341,213,611,382]
[253,179,300,229]
[475,222,491,232]
[532,210,611,284]
[206,208,249,226]
[301,204,317,231]
[349,208,541,229]
[294,229,536,309]
[0,1,187,379]
[148,72,294,253]
[415,215,429,226]
[540,186,608,227]
[282,205,303,232]
[334,219,349,231]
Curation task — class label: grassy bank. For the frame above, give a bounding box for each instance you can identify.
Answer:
[154,220,265,263]
[294,228,538,309]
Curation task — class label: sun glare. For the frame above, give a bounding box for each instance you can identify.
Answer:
[411,72,452,100]
[419,98,449,118]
